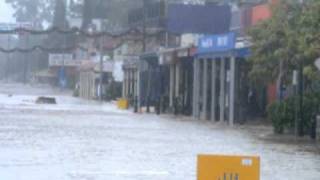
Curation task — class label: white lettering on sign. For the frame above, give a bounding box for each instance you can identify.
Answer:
[242,158,253,166]
[201,38,214,48]
[217,36,228,47]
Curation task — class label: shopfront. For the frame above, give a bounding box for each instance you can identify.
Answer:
[159,46,196,115]
[193,32,250,126]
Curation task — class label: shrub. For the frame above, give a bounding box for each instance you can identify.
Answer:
[268,92,320,134]
[267,100,293,134]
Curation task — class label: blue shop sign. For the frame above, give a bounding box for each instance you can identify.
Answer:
[197,32,236,54]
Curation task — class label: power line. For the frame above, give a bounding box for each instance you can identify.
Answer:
[0,27,165,38]
[0,27,165,54]
[0,45,88,53]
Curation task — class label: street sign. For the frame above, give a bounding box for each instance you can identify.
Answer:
[292,70,298,86]
[198,155,260,180]
[197,32,236,54]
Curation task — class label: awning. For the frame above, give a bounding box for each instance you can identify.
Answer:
[79,60,95,71]
[196,47,251,59]
[158,46,196,65]
[123,57,139,69]
[140,52,158,60]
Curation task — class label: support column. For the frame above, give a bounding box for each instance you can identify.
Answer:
[219,58,226,122]
[122,70,127,98]
[129,70,132,96]
[80,73,82,98]
[125,70,128,97]
[169,64,175,108]
[193,58,200,118]
[175,62,180,100]
[201,59,208,120]
[85,73,88,99]
[192,60,197,117]
[132,69,137,98]
[87,73,89,99]
[131,69,135,96]
[137,63,141,112]
[126,70,129,97]
[229,57,236,126]
[134,68,139,113]
[128,70,132,96]
[175,62,181,114]
[86,73,88,99]
[211,60,217,122]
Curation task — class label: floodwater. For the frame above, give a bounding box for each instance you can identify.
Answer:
[0,83,319,180]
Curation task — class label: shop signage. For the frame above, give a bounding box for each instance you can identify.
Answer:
[49,54,80,67]
[198,154,260,180]
[94,61,114,72]
[0,22,33,31]
[177,49,189,58]
[197,32,236,54]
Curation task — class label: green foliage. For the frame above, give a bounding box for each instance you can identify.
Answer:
[267,99,293,134]
[52,0,67,28]
[268,92,320,134]
[248,0,320,87]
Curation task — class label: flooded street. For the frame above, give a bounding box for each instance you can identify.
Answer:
[0,83,319,180]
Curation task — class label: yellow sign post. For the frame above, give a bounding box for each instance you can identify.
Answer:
[197,155,260,180]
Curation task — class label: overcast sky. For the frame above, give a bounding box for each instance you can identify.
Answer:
[0,0,15,23]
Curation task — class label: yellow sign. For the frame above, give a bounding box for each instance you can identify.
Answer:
[197,155,260,180]
[117,98,129,109]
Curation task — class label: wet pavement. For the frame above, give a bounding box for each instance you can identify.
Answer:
[0,83,319,180]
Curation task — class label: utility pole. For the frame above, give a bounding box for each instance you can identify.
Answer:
[142,0,147,52]
[136,0,148,113]
[298,60,304,136]
[61,20,67,90]
[142,0,152,113]
[293,70,299,137]
[297,0,305,137]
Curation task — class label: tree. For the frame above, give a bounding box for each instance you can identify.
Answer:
[80,0,142,30]
[296,0,320,90]
[248,0,320,91]
[52,0,67,28]
[49,0,72,49]
[6,0,54,24]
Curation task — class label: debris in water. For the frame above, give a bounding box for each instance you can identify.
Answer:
[36,97,57,104]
